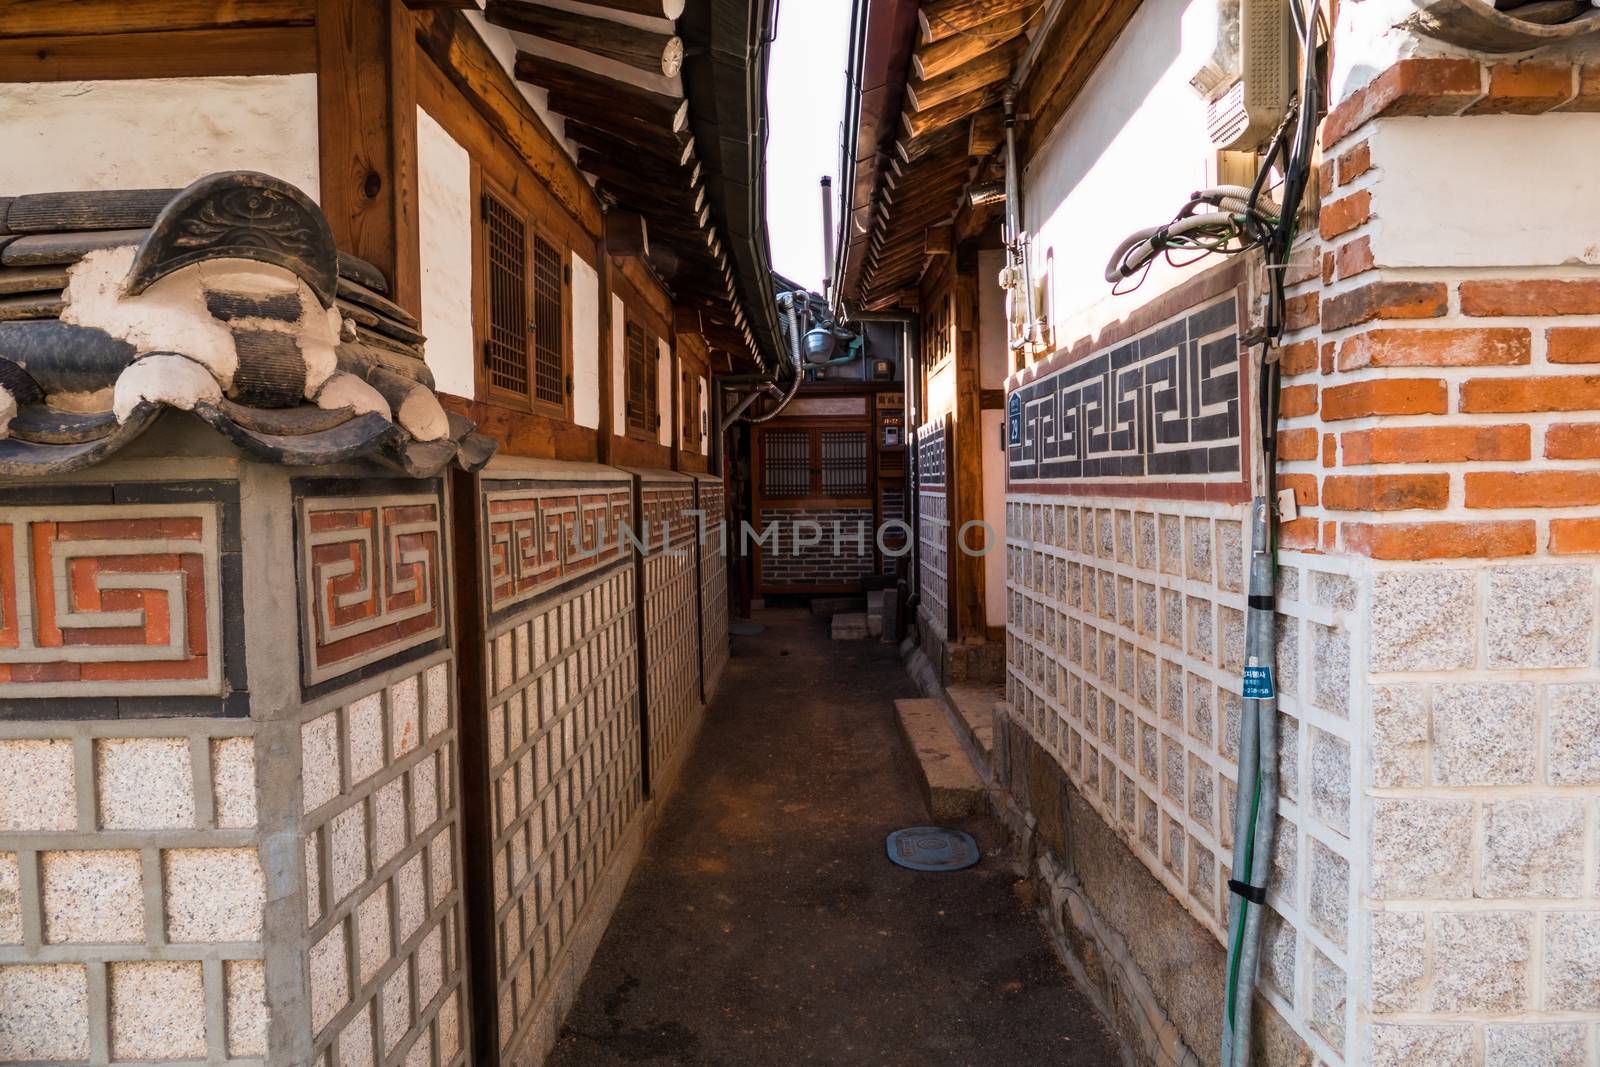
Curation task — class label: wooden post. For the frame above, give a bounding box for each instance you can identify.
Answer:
[951,243,986,643]
[316,0,421,315]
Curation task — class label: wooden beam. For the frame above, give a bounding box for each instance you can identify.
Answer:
[912,8,1029,80]
[950,254,986,640]
[0,26,315,81]
[0,0,313,38]
[402,0,475,7]
[317,0,420,315]
[924,225,953,256]
[905,37,1021,113]
[564,118,694,168]
[484,0,683,76]
[605,210,651,258]
[513,52,688,134]
[1020,0,1142,158]
[919,0,1038,44]
[901,83,1003,139]
[968,106,1005,157]
[577,0,686,17]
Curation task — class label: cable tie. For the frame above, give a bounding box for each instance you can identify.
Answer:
[1228,879,1268,905]
[1247,595,1275,611]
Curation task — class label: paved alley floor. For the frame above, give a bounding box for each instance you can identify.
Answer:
[545,607,1123,1067]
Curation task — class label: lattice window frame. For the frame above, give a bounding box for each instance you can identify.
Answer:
[624,317,659,438]
[479,179,571,417]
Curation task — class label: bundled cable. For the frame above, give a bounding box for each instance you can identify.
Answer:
[1103,186,1281,285]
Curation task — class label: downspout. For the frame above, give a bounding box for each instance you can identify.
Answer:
[1002,87,1040,353]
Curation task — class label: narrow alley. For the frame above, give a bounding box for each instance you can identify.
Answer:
[547,609,1122,1067]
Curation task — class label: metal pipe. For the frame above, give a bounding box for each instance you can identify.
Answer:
[821,177,836,302]
[1003,88,1039,352]
[719,387,764,434]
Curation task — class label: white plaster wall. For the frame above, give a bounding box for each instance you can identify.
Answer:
[1368,115,1600,269]
[0,76,320,198]
[611,294,628,434]
[1023,0,1217,348]
[572,253,601,428]
[463,9,582,164]
[416,107,476,400]
[978,248,1010,390]
[657,338,673,446]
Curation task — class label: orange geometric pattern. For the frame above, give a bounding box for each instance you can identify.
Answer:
[0,507,222,696]
[484,486,632,615]
[298,494,446,686]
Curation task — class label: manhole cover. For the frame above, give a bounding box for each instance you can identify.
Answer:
[885,826,980,872]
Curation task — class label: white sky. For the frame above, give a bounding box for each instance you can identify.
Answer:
[764,0,853,295]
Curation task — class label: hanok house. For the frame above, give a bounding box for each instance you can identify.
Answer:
[839,0,1600,1065]
[0,2,776,1064]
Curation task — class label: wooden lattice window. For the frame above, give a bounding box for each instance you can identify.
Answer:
[762,429,810,497]
[481,184,567,411]
[820,430,869,497]
[682,369,700,452]
[625,319,657,434]
[531,234,564,406]
[483,190,528,396]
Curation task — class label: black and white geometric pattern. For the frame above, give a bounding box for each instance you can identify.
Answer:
[1008,295,1242,486]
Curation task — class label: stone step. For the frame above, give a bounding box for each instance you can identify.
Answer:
[893,698,983,820]
[810,596,863,619]
[946,684,1001,763]
[831,612,870,640]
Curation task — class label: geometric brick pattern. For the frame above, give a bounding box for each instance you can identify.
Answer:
[298,656,467,1067]
[638,480,702,789]
[0,505,223,698]
[483,485,632,620]
[754,506,876,590]
[483,566,641,1067]
[298,493,447,689]
[1006,293,1244,491]
[1005,497,1357,1064]
[0,719,264,1064]
[695,479,729,696]
[916,419,950,642]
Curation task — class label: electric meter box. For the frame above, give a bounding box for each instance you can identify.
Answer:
[1187,0,1295,150]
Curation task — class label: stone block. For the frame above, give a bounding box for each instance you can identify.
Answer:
[1312,570,1358,612]
[1187,755,1214,830]
[1370,570,1476,672]
[1186,517,1212,582]
[330,803,369,905]
[373,778,407,871]
[1159,514,1181,575]
[309,921,349,1034]
[1485,565,1593,668]
[357,885,392,986]
[1258,906,1297,1005]
[225,959,268,1057]
[1368,910,1427,1011]
[1367,1024,1474,1067]
[1161,588,1183,648]
[1485,1024,1587,1067]
[1187,674,1213,747]
[1307,838,1349,949]
[1274,615,1300,703]
[1309,728,1351,834]
[1543,911,1600,1010]
[391,676,422,759]
[306,831,323,925]
[1432,682,1536,785]
[0,964,88,1062]
[413,751,439,832]
[303,711,342,813]
[110,960,206,1060]
[1308,622,1350,716]
[96,737,194,830]
[1308,946,1346,1051]
[42,849,143,943]
[0,854,18,944]
[347,692,386,785]
[1271,815,1298,897]
[426,663,451,738]
[1216,520,1244,593]
[164,847,264,942]
[1546,683,1600,785]
[1186,597,1214,663]
[1433,911,1531,1012]
[438,988,461,1059]
[1277,711,1299,802]
[1275,565,1299,604]
[0,739,76,833]
[341,1002,375,1067]
[383,961,412,1053]
[211,737,257,829]
[429,829,453,907]
[1481,798,1585,897]
[1218,606,1245,672]
[396,854,427,941]
[1369,797,1473,898]
[1371,685,1428,788]
[417,923,444,1005]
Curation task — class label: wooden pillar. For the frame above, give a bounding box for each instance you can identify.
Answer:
[951,241,986,642]
[317,0,421,315]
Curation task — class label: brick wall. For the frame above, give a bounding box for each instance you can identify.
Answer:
[754,506,877,589]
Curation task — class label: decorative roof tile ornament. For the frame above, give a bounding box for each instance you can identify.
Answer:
[0,170,496,478]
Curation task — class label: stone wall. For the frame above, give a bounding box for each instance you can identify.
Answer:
[916,417,951,643]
